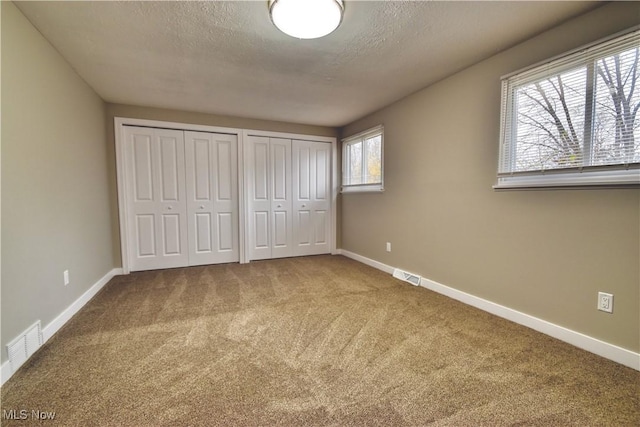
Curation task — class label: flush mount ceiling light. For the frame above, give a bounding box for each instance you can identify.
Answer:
[269,0,344,39]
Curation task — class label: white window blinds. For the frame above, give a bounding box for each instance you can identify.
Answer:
[497,29,640,188]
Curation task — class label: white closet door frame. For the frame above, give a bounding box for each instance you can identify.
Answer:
[116,118,337,272]
[242,129,338,262]
[115,117,245,274]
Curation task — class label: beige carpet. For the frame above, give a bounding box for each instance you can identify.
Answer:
[1,255,638,426]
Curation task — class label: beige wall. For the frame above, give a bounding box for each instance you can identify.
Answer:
[1,2,115,363]
[104,103,339,265]
[341,2,640,352]
[2,0,635,369]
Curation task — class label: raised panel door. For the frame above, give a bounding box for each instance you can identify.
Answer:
[247,136,272,260]
[185,131,239,266]
[292,140,331,256]
[270,138,293,259]
[124,126,188,271]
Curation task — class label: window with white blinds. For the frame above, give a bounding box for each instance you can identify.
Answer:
[496,29,640,188]
[342,125,384,193]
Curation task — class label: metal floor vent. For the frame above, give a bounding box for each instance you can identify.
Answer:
[393,268,421,286]
[7,321,42,373]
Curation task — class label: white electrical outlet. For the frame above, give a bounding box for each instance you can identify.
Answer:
[597,292,613,313]
[63,270,69,286]
[386,242,391,252]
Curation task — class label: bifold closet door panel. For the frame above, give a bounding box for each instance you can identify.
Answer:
[124,126,189,271]
[185,131,239,266]
[246,136,295,260]
[269,138,293,259]
[292,140,331,256]
[247,136,272,260]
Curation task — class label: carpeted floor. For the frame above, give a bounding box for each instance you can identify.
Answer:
[1,255,638,426]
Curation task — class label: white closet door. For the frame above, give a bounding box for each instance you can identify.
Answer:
[124,126,188,271]
[247,136,294,260]
[185,131,239,266]
[247,136,272,260]
[292,140,331,256]
[270,138,293,258]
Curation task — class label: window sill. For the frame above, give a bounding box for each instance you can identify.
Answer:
[494,169,639,190]
[341,185,384,194]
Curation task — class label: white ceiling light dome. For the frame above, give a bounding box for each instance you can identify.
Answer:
[269,0,344,40]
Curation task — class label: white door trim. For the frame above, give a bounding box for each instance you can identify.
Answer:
[244,129,336,144]
[331,136,338,255]
[237,131,247,264]
[115,117,243,273]
[116,118,337,271]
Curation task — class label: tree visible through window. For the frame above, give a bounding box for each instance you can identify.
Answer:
[498,30,639,188]
[342,126,383,192]
[593,48,639,165]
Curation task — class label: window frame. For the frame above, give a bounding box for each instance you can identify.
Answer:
[495,27,640,190]
[341,125,384,193]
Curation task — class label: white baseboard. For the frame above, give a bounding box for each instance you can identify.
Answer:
[338,249,394,274]
[337,250,640,371]
[0,359,11,387]
[1,268,122,386]
[40,268,122,343]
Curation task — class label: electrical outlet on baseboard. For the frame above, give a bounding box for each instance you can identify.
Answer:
[64,270,69,286]
[386,242,391,252]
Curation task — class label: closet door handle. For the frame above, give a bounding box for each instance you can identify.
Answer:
[277,204,282,208]
[167,206,173,210]
[199,205,204,209]
[302,204,306,208]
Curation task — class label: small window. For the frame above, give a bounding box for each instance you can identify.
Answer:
[496,29,640,189]
[342,125,384,193]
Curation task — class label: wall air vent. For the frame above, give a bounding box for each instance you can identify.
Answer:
[7,320,42,373]
[392,269,421,286]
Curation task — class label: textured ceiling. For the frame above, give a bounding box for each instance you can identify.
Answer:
[15,1,601,127]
